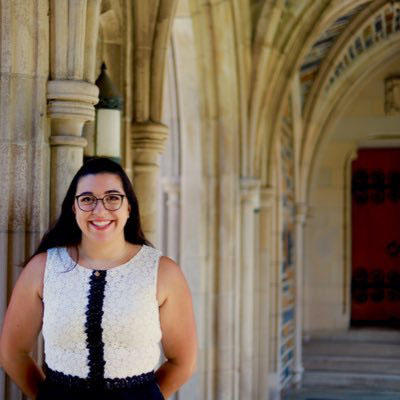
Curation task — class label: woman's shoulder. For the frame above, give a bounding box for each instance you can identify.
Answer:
[25,252,47,270]
[157,256,190,303]
[158,256,180,274]
[158,256,185,290]
[20,252,47,298]
[25,252,47,277]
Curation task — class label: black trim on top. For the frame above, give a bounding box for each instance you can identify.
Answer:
[85,270,107,382]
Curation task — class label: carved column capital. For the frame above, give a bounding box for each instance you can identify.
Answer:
[49,135,87,148]
[47,80,99,137]
[131,122,169,153]
[47,80,99,104]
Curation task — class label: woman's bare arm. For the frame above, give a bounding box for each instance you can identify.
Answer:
[0,253,46,399]
[155,256,197,399]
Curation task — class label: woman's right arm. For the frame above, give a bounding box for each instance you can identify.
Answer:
[0,253,47,400]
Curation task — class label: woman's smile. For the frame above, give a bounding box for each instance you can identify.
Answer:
[89,220,114,230]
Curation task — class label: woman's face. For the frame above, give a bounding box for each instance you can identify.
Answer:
[73,173,131,243]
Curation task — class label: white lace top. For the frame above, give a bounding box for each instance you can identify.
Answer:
[42,245,162,379]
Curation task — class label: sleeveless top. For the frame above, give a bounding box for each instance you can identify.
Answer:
[42,245,163,383]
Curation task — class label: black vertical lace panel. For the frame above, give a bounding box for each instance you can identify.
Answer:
[85,270,107,382]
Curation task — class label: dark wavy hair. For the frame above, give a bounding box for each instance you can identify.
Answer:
[25,157,151,266]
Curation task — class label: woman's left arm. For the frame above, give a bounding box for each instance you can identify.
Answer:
[155,256,197,399]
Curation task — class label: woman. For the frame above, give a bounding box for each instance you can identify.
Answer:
[0,157,197,400]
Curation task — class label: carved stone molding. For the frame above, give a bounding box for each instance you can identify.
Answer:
[385,76,400,115]
[47,80,99,136]
[131,122,169,153]
[47,80,99,103]
[49,135,87,148]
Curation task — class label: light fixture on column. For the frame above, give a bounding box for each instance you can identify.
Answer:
[94,62,123,163]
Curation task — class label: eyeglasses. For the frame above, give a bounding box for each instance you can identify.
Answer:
[75,193,126,212]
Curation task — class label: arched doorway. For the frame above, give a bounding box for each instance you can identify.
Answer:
[299,6,400,388]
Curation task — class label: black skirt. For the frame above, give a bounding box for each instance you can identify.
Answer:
[37,368,165,400]
[37,381,164,400]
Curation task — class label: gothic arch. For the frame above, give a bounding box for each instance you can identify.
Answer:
[303,46,400,333]
[301,4,400,203]
[301,0,387,124]
[251,0,373,182]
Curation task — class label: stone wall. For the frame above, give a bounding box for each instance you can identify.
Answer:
[0,1,50,398]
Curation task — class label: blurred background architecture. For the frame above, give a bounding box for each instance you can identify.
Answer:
[1,0,400,399]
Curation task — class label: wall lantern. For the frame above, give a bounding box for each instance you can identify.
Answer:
[94,62,123,163]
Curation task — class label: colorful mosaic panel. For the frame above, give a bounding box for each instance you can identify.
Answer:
[325,4,400,93]
[300,2,370,108]
[280,101,296,388]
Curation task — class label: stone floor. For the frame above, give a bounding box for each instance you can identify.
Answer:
[282,387,400,400]
[287,328,400,399]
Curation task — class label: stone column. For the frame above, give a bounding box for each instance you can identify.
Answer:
[0,2,50,399]
[266,185,281,400]
[239,178,260,399]
[129,0,177,243]
[256,186,275,399]
[162,176,181,261]
[48,0,101,220]
[293,202,307,383]
[47,80,98,219]
[131,122,168,244]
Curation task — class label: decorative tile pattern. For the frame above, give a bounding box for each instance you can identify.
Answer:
[280,99,296,388]
[300,3,369,109]
[324,4,400,94]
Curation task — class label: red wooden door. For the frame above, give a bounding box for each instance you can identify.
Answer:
[351,148,400,325]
